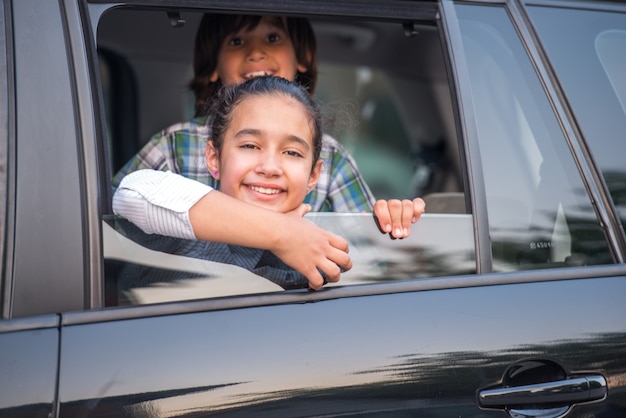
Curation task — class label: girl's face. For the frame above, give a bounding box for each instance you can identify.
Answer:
[206,94,322,213]
[210,16,307,85]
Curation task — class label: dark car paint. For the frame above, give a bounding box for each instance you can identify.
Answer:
[2,0,626,417]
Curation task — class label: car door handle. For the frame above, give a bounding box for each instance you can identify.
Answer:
[477,374,607,407]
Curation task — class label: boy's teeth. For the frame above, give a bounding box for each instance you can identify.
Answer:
[246,71,271,78]
[249,185,280,195]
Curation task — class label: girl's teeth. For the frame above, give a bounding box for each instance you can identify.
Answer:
[250,185,280,195]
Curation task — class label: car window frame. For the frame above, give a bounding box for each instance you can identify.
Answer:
[91,0,479,308]
[0,0,12,319]
[86,0,626,313]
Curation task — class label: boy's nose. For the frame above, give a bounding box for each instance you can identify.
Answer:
[245,40,266,61]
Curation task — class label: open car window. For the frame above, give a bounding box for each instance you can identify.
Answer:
[97,6,470,306]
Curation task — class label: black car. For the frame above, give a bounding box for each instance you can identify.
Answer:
[2,0,626,416]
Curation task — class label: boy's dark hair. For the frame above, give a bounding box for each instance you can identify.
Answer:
[190,14,318,117]
[210,76,323,171]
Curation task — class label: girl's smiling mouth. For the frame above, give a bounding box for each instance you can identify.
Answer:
[247,184,284,195]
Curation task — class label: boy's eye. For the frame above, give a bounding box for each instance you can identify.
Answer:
[267,33,281,43]
[240,143,258,150]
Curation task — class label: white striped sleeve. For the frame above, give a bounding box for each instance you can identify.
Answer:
[112,170,212,240]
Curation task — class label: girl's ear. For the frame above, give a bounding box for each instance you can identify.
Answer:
[205,141,220,179]
[307,159,323,193]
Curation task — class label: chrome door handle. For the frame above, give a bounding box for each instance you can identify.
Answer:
[477,374,607,407]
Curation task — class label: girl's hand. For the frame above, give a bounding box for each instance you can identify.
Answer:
[278,203,352,289]
[373,198,425,239]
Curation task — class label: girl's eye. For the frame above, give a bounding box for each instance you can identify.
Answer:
[229,37,243,46]
[285,150,304,158]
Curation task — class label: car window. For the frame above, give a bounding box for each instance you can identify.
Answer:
[526,4,626,238]
[455,4,614,270]
[104,213,475,305]
[96,7,473,306]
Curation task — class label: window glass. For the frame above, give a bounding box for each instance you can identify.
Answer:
[527,5,626,237]
[97,8,473,306]
[455,4,613,271]
[104,213,475,305]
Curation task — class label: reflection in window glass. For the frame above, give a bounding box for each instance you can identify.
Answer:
[528,6,626,235]
[597,30,626,116]
[455,4,613,271]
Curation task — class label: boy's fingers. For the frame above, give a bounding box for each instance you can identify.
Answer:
[401,199,414,236]
[388,199,404,238]
[373,200,392,233]
[413,197,426,222]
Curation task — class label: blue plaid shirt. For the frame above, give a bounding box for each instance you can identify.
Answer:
[113,116,375,212]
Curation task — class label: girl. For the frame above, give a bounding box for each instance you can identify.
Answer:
[120,76,423,289]
[121,76,342,289]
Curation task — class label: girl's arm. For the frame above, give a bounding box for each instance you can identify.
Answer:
[113,170,352,289]
[190,193,351,289]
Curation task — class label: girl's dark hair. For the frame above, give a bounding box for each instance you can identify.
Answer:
[210,76,322,170]
[190,14,318,117]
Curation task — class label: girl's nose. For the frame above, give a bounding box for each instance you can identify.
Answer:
[256,153,282,176]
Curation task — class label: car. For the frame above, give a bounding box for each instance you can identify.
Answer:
[2,0,626,416]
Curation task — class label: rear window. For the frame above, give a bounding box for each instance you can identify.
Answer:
[527,4,626,238]
[455,3,614,270]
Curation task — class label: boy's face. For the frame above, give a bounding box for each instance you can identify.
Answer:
[210,16,307,85]
[206,94,321,213]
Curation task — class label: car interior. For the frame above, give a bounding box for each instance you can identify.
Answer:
[97,7,464,202]
[95,5,472,305]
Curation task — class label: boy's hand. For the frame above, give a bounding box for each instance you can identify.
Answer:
[373,198,425,239]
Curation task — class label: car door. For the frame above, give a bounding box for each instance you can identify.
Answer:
[1,0,625,417]
[52,1,626,418]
